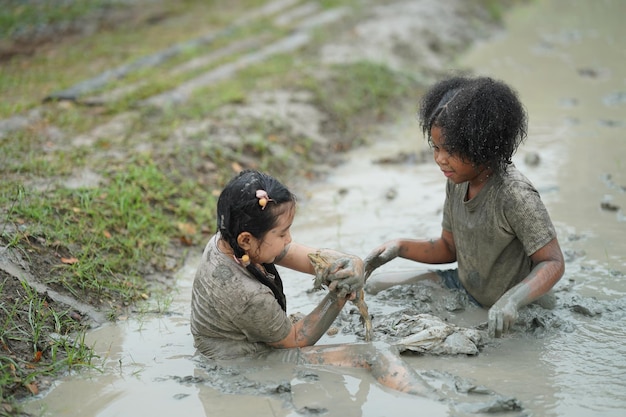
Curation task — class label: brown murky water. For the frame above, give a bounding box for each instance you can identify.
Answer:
[25,1,626,416]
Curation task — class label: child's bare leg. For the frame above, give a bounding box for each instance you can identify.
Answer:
[368,345,434,397]
[299,343,434,397]
[365,270,439,295]
[299,344,371,368]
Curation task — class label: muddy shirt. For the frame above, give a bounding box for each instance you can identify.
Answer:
[190,234,292,359]
[442,165,556,307]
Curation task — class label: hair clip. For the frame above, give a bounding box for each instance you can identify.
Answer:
[256,189,273,210]
[234,254,250,267]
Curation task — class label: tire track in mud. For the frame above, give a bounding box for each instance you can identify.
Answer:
[1,0,328,136]
[42,0,331,105]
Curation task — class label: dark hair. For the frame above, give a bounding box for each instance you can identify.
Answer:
[217,170,296,311]
[418,76,528,174]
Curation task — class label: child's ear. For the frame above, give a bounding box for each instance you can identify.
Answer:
[237,232,254,251]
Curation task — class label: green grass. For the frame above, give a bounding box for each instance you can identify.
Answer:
[2,156,217,304]
[315,61,421,127]
[0,279,100,408]
[0,1,115,39]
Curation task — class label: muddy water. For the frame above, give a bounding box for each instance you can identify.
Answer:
[25,1,626,416]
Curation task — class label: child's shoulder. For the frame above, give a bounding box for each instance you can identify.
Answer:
[496,165,543,203]
[500,164,533,185]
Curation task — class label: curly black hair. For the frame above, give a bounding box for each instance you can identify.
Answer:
[418,76,528,174]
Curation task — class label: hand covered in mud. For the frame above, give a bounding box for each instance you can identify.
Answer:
[309,249,365,298]
[363,240,401,279]
[488,296,519,338]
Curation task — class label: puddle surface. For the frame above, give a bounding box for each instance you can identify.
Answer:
[25,1,626,416]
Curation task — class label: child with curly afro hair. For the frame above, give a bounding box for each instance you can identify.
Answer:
[363,75,565,338]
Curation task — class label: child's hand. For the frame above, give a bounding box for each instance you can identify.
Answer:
[363,241,400,278]
[488,298,519,338]
[488,280,540,337]
[309,250,365,297]
[326,254,365,297]
[344,291,357,301]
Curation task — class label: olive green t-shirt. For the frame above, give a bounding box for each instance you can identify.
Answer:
[190,234,292,359]
[442,165,556,307]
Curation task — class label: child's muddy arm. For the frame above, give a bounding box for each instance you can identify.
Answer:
[267,292,348,349]
[364,230,457,278]
[488,238,565,337]
[400,229,457,264]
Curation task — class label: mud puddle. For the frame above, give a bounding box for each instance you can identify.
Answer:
[24,0,626,416]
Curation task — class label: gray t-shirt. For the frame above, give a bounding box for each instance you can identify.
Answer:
[190,234,292,359]
[442,165,556,307]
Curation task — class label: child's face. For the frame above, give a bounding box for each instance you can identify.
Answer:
[249,205,294,264]
[430,125,487,185]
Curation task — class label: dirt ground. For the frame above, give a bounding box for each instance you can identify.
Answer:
[0,0,514,411]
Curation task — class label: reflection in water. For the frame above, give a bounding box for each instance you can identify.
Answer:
[24,1,626,416]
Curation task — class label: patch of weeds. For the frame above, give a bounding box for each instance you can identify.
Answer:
[0,130,93,182]
[322,61,420,119]
[0,128,54,178]
[239,127,296,173]
[0,1,117,39]
[134,287,175,324]
[238,53,300,91]
[46,103,103,133]
[302,61,424,147]
[0,275,99,406]
[182,80,249,117]
[1,155,216,307]
[477,0,528,22]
